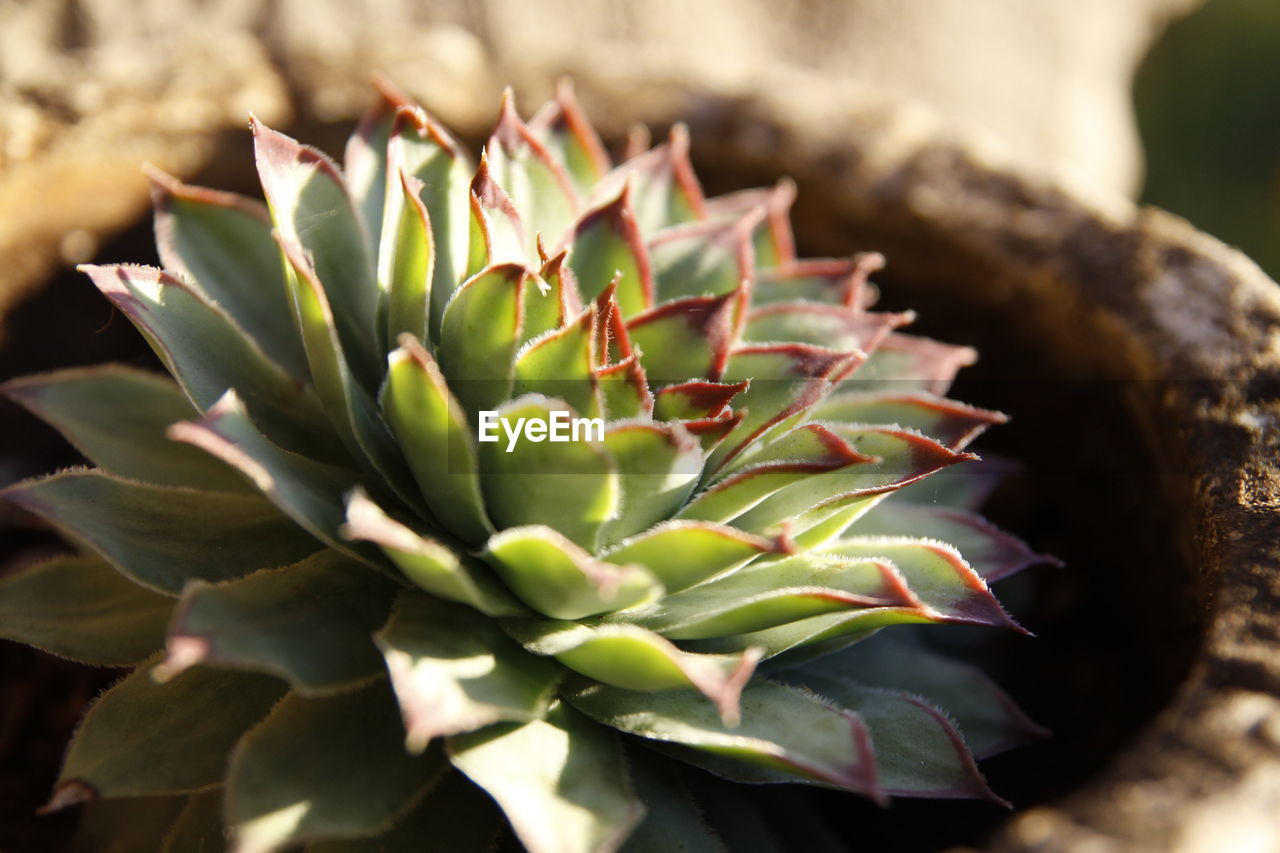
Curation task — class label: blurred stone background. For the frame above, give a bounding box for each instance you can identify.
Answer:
[0,0,1207,339]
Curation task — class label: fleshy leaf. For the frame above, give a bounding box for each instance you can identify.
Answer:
[437,263,530,414]
[161,791,225,853]
[529,80,611,199]
[448,704,644,853]
[375,591,561,751]
[148,167,308,378]
[482,526,660,620]
[79,264,332,458]
[703,180,796,269]
[252,118,381,388]
[0,553,171,666]
[1,365,247,492]
[751,254,883,309]
[744,304,907,353]
[599,421,703,545]
[390,105,475,340]
[342,489,516,616]
[787,674,1005,803]
[346,82,412,265]
[800,635,1049,759]
[381,168,434,344]
[46,664,285,809]
[513,307,600,417]
[601,521,776,593]
[624,553,917,640]
[168,392,384,569]
[821,538,1021,630]
[621,748,728,853]
[595,125,706,234]
[504,619,758,725]
[569,184,653,314]
[650,211,759,301]
[849,502,1056,581]
[566,679,881,798]
[487,89,579,254]
[652,380,748,422]
[477,397,619,550]
[0,470,319,595]
[274,236,422,507]
[307,769,502,853]
[466,155,526,275]
[228,682,445,853]
[848,332,977,395]
[381,335,493,544]
[811,391,1007,450]
[891,454,1017,510]
[627,289,744,386]
[158,550,396,693]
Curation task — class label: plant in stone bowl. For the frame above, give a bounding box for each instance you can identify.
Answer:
[0,81,1055,852]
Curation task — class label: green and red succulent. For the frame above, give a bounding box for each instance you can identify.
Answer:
[0,81,1054,852]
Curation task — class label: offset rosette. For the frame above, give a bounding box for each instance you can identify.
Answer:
[0,82,1055,852]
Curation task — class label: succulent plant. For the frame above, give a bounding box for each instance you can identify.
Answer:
[0,81,1055,852]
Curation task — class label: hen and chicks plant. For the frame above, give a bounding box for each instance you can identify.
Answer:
[0,81,1053,852]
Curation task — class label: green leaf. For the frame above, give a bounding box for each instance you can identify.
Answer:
[449,704,645,853]
[703,181,796,269]
[437,264,531,414]
[46,665,285,808]
[160,790,225,853]
[709,344,861,473]
[483,526,660,620]
[79,264,333,458]
[307,769,502,853]
[650,212,757,301]
[375,592,561,751]
[149,167,308,379]
[785,674,1004,803]
[0,553,171,665]
[346,84,411,268]
[600,421,703,545]
[625,553,919,640]
[688,607,927,661]
[810,390,1006,450]
[228,683,445,853]
[159,550,396,694]
[466,156,526,275]
[253,118,381,389]
[751,255,881,308]
[2,366,249,492]
[621,749,727,853]
[744,303,903,352]
[600,521,776,593]
[820,537,1020,630]
[524,248,581,345]
[168,392,383,570]
[627,291,743,386]
[342,489,517,616]
[71,795,188,853]
[723,425,975,536]
[890,454,1017,511]
[529,80,611,199]
[381,336,493,545]
[487,90,579,255]
[797,635,1049,759]
[390,106,474,342]
[597,356,653,421]
[504,619,758,725]
[652,380,748,422]
[848,502,1056,582]
[0,470,320,595]
[597,126,705,234]
[846,332,976,395]
[570,184,653,313]
[566,680,881,798]
[274,236,423,509]
[382,168,434,345]
[681,779,785,853]
[477,397,619,550]
[513,307,601,417]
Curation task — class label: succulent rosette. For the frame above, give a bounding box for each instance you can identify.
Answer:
[0,82,1054,852]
